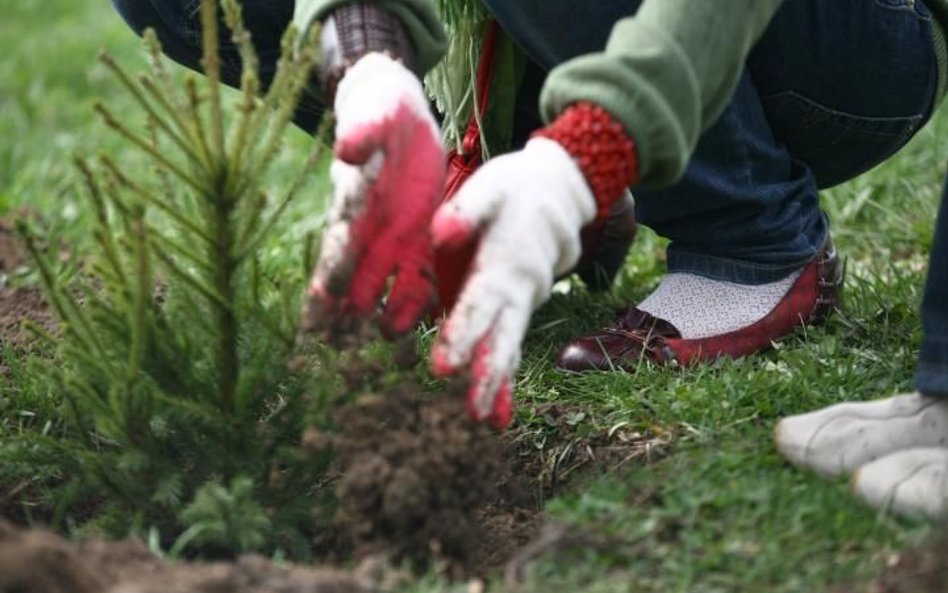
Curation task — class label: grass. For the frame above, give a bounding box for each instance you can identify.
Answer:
[496,111,947,593]
[2,2,947,592]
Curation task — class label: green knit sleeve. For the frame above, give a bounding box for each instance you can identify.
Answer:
[293,0,448,77]
[540,0,781,188]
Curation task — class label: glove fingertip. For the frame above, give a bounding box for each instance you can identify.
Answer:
[488,380,513,430]
[381,291,432,338]
[463,378,512,429]
[334,126,381,165]
[431,206,477,249]
[430,343,457,377]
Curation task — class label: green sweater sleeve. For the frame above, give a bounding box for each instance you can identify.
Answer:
[540,0,782,189]
[292,0,448,77]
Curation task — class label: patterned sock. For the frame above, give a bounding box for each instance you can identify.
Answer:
[637,269,803,339]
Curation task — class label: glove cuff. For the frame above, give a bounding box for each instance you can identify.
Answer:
[533,102,639,222]
[321,4,416,103]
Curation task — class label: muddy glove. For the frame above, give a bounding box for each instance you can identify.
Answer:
[430,104,639,429]
[304,6,445,338]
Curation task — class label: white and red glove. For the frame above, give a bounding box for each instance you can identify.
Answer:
[431,103,639,429]
[305,53,445,337]
[430,138,596,428]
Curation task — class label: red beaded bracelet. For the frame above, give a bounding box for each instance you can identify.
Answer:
[533,102,639,221]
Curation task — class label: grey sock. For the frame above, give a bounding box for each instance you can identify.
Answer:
[638,269,802,339]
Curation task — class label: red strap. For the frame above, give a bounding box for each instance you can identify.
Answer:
[459,20,500,160]
[436,20,501,316]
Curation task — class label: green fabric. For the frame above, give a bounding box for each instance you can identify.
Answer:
[292,0,447,78]
[296,0,948,188]
[540,0,783,188]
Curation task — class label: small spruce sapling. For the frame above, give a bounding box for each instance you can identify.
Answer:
[3,0,339,558]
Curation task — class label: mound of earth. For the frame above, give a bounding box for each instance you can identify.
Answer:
[323,383,540,575]
[0,520,368,593]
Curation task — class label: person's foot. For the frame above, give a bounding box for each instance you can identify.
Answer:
[774,392,948,477]
[852,447,948,518]
[555,237,842,372]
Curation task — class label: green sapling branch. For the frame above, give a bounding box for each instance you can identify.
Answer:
[93,102,204,194]
[98,51,202,165]
[199,0,226,160]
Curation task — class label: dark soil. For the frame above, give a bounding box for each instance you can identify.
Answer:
[0,216,56,362]
[0,519,369,593]
[0,285,54,351]
[0,218,25,273]
[323,384,540,576]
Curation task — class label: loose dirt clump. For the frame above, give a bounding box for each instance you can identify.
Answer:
[0,520,104,593]
[300,330,671,576]
[327,384,539,574]
[0,519,369,593]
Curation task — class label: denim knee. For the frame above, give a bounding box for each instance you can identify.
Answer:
[111,0,190,39]
[111,0,210,82]
[112,0,152,35]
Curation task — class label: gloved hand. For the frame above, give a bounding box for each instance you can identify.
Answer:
[304,52,445,337]
[429,138,597,428]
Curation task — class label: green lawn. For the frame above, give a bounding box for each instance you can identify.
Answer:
[2,2,946,592]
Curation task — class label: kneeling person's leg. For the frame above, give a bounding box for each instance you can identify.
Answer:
[111,0,323,131]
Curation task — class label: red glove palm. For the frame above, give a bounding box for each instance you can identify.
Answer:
[305,53,445,337]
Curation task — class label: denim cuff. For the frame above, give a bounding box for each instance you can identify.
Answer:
[915,335,948,397]
[662,214,833,285]
[665,247,815,285]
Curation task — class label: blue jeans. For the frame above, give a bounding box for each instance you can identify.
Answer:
[112,0,324,131]
[114,1,939,276]
[486,0,941,283]
[917,178,948,396]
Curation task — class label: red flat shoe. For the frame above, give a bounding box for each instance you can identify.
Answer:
[555,237,843,372]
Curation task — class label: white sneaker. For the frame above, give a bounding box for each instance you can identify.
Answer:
[852,447,948,518]
[774,392,948,477]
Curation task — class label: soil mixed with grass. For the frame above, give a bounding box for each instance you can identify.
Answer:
[0,387,543,592]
